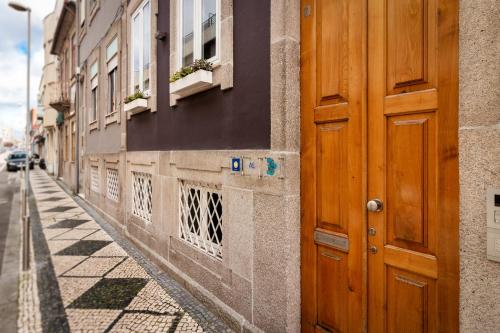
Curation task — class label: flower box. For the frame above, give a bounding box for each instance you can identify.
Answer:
[170,70,213,99]
[124,98,148,114]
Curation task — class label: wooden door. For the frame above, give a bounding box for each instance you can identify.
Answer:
[367,0,459,331]
[301,0,367,332]
[301,0,459,332]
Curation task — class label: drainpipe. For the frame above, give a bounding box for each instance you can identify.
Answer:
[75,0,81,195]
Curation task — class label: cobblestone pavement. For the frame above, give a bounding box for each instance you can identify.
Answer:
[27,170,233,333]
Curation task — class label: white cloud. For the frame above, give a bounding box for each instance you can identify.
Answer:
[0,0,55,137]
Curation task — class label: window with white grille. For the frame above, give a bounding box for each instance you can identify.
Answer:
[90,166,99,193]
[179,181,223,259]
[132,171,152,223]
[106,168,119,202]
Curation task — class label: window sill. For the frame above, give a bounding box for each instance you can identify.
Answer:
[170,70,213,100]
[105,111,119,126]
[124,98,149,116]
[89,120,98,132]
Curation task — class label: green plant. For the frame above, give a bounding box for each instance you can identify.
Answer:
[169,59,213,83]
[124,90,146,104]
[192,59,213,72]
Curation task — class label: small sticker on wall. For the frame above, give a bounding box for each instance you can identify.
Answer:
[231,157,242,174]
[261,157,284,178]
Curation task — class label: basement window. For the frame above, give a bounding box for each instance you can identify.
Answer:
[106,168,119,202]
[179,181,223,259]
[132,171,152,223]
[90,166,99,193]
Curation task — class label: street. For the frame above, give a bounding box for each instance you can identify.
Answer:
[0,168,21,333]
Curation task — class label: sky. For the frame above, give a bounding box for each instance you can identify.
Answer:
[0,0,56,139]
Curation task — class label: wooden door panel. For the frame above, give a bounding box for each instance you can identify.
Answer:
[301,0,366,332]
[386,113,436,253]
[368,0,459,331]
[386,0,437,95]
[317,122,349,234]
[386,267,437,333]
[317,0,349,104]
[317,246,349,332]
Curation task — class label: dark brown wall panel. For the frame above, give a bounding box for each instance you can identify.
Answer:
[127,0,271,151]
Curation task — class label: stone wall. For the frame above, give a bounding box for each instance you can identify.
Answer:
[459,0,500,331]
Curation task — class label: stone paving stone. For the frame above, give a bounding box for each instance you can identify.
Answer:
[51,255,87,276]
[43,228,72,240]
[105,258,150,279]
[58,277,101,306]
[83,230,113,241]
[108,313,178,333]
[47,240,79,254]
[48,219,92,229]
[51,229,98,241]
[92,242,128,257]
[176,313,205,332]
[75,221,102,230]
[66,309,122,332]
[63,257,124,277]
[126,280,181,314]
[56,240,112,256]
[69,278,148,309]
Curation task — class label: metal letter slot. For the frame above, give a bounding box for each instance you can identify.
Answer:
[314,230,349,252]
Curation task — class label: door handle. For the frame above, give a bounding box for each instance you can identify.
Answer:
[367,199,383,212]
[369,245,378,254]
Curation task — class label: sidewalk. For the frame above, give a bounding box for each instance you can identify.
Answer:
[23,169,233,332]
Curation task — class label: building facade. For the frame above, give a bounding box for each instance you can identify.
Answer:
[50,0,78,190]
[43,0,499,332]
[38,6,61,175]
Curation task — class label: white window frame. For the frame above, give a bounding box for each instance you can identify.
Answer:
[107,37,119,115]
[130,0,152,96]
[80,0,85,25]
[177,0,221,69]
[90,61,99,123]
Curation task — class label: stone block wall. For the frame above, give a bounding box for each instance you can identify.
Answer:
[459,0,500,331]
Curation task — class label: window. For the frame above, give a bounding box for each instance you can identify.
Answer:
[107,38,118,115]
[89,0,97,11]
[90,61,98,122]
[70,83,76,112]
[179,0,220,68]
[108,69,117,114]
[71,121,76,161]
[90,166,99,193]
[106,168,119,202]
[71,34,76,76]
[65,125,69,161]
[80,0,85,25]
[131,1,151,94]
[132,171,152,223]
[179,181,222,259]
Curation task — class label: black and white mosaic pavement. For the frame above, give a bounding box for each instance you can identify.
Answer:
[29,170,233,333]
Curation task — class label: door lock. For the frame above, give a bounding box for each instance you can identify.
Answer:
[369,245,378,254]
[367,199,383,212]
[368,227,376,236]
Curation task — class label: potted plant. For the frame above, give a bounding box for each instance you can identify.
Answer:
[124,90,148,114]
[170,59,214,98]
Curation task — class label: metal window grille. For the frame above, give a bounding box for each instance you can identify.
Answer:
[106,168,119,202]
[132,171,152,223]
[179,181,223,259]
[90,166,99,193]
